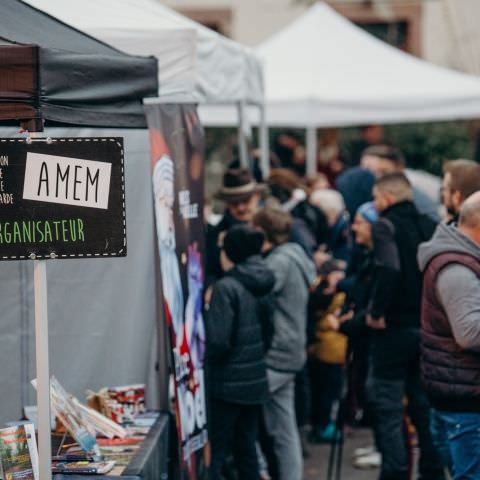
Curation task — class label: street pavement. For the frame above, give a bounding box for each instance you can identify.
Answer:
[304,428,378,480]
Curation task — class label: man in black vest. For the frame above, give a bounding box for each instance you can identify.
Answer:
[420,160,480,474]
[367,173,444,480]
[418,192,480,479]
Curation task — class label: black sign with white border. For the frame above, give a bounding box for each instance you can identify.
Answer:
[0,137,126,261]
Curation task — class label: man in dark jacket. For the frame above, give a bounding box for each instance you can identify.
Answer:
[361,144,440,221]
[205,168,265,286]
[367,173,444,480]
[330,202,380,468]
[418,192,480,479]
[205,225,275,480]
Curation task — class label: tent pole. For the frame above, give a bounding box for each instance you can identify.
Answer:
[34,259,52,480]
[237,101,249,168]
[259,103,270,179]
[23,124,52,480]
[306,125,317,175]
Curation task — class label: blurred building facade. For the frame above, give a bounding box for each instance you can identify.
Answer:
[161,0,480,75]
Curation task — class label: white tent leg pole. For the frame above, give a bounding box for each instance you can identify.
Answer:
[34,259,52,480]
[259,104,270,179]
[237,101,249,168]
[306,125,317,175]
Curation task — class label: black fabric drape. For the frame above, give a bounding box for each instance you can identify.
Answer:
[0,0,158,127]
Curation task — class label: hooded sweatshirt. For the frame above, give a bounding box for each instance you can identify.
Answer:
[205,255,275,404]
[264,242,316,373]
[418,223,480,351]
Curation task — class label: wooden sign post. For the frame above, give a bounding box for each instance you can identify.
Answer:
[0,136,127,480]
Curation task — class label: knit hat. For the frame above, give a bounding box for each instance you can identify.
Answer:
[223,225,265,264]
[356,201,378,224]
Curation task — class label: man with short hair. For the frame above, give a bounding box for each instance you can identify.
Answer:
[429,159,480,470]
[442,159,480,222]
[205,168,265,285]
[418,192,480,479]
[367,173,444,480]
[361,145,440,221]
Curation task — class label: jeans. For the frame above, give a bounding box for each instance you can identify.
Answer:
[430,409,453,474]
[437,411,480,480]
[367,328,444,480]
[209,398,261,480]
[263,370,303,480]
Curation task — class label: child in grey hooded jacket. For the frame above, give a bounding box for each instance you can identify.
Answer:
[253,208,316,480]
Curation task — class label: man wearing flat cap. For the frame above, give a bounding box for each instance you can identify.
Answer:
[206,168,265,286]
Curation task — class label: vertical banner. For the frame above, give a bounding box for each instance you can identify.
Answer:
[145,104,208,479]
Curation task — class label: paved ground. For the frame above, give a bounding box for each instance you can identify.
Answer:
[304,428,378,480]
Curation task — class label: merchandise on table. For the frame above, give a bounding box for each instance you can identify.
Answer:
[87,385,146,425]
[51,460,115,475]
[0,423,39,480]
[99,445,140,467]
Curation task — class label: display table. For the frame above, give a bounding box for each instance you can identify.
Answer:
[53,413,171,480]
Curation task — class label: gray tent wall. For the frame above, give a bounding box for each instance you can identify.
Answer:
[0,0,167,425]
[0,126,168,425]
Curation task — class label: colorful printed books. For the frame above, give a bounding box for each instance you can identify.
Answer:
[96,437,143,447]
[51,460,115,475]
[99,445,139,467]
[0,423,39,480]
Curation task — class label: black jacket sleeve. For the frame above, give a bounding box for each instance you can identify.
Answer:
[368,218,401,320]
[205,224,222,288]
[339,310,368,338]
[204,280,237,362]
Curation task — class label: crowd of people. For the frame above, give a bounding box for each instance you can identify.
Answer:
[202,140,480,480]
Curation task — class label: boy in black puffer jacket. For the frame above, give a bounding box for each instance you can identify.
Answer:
[205,225,275,480]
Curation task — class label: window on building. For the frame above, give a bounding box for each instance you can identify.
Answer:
[358,21,409,51]
[177,9,232,37]
[333,2,421,55]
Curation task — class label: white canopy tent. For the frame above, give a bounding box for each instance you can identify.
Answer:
[263,1,480,173]
[24,0,266,167]
[206,2,480,174]
[259,2,480,126]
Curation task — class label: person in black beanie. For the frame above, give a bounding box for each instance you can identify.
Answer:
[205,224,275,480]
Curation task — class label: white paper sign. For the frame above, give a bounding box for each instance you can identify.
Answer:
[23,153,111,209]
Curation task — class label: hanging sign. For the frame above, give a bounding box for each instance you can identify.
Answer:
[146,104,208,480]
[0,137,126,261]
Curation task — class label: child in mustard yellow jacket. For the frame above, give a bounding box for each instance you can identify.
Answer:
[308,291,348,442]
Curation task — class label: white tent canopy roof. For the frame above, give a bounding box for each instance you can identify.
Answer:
[25,0,263,105]
[204,1,480,128]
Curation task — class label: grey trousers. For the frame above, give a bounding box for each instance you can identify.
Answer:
[263,369,303,480]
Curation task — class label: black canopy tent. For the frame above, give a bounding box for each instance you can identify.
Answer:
[0,0,171,432]
[0,0,158,128]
